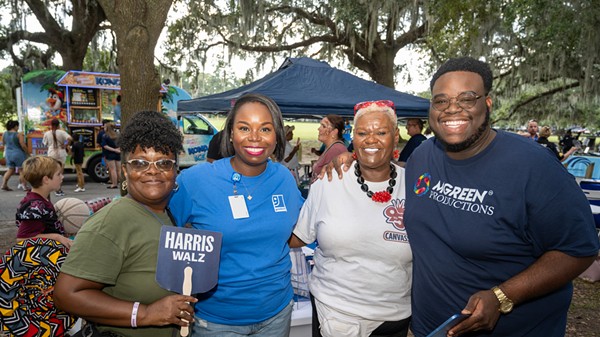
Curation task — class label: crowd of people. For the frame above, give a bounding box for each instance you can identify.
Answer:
[1,56,598,337]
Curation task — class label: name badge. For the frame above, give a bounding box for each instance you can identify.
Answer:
[229,195,249,219]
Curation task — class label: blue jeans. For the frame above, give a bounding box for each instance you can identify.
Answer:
[191,300,294,337]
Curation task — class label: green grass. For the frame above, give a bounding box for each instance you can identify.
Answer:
[204,115,413,141]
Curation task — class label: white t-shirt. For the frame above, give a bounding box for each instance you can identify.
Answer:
[43,129,71,161]
[293,162,412,321]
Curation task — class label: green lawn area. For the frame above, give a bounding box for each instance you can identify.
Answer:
[204,115,414,141]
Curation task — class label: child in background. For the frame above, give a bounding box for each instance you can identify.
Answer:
[71,135,85,192]
[15,156,72,248]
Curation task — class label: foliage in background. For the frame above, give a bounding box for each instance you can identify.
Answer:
[0,70,16,126]
[164,0,428,88]
[426,0,600,130]
[0,0,599,131]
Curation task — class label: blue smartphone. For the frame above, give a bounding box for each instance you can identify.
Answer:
[425,313,471,337]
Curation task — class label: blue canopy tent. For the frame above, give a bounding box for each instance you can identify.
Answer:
[178,57,430,118]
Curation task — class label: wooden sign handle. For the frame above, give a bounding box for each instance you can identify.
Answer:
[181,266,193,337]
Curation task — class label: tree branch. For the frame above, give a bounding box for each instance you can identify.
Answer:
[493,81,581,123]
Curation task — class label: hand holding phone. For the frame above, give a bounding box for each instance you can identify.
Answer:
[425,313,471,337]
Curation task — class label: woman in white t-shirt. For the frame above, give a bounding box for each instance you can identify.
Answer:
[42,119,72,196]
[290,100,412,337]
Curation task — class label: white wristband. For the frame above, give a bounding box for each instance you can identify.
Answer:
[131,301,140,328]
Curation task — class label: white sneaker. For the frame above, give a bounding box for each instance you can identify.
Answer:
[17,183,25,190]
[74,187,86,192]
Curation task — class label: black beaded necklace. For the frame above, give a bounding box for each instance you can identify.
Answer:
[354,162,397,203]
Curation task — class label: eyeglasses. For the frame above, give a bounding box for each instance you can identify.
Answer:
[430,92,484,111]
[126,159,177,172]
[354,100,395,114]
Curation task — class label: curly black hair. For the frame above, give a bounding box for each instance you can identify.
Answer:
[430,57,493,94]
[119,111,183,160]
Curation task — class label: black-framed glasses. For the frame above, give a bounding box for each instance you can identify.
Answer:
[431,92,484,111]
[126,159,177,172]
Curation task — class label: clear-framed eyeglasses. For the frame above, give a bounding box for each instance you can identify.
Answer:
[430,92,484,111]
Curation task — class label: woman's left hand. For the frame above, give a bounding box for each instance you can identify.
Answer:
[137,294,198,327]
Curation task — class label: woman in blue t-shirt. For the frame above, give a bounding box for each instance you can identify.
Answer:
[169,93,304,337]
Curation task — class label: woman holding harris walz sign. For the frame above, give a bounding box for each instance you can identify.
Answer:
[54,111,197,337]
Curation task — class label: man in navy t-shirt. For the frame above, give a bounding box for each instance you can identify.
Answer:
[404,57,599,337]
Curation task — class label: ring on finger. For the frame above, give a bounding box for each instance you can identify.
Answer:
[180,310,185,316]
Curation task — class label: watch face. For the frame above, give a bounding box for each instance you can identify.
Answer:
[500,301,513,313]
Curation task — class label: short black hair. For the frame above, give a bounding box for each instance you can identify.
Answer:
[430,57,493,94]
[5,120,18,130]
[119,111,183,160]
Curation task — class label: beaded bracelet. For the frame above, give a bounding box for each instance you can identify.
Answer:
[131,302,140,328]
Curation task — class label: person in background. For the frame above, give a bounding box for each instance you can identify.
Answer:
[2,120,29,191]
[398,118,427,167]
[523,119,539,140]
[169,93,304,337]
[97,119,110,184]
[343,119,353,146]
[16,156,71,248]
[207,130,225,163]
[290,99,412,337]
[311,143,325,156]
[325,57,599,337]
[71,134,86,192]
[423,126,434,138]
[54,111,197,336]
[559,129,574,154]
[102,122,120,189]
[114,95,122,123]
[537,126,578,162]
[282,125,301,184]
[42,118,71,196]
[311,114,347,183]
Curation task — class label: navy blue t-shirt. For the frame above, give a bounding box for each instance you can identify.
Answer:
[405,130,599,337]
[399,133,427,163]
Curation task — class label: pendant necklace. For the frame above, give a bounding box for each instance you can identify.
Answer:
[354,162,396,203]
[231,172,267,201]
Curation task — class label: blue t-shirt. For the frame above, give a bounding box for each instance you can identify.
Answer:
[399,134,427,163]
[405,130,599,337]
[169,158,304,325]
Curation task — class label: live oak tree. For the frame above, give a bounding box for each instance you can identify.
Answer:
[164,0,429,89]
[0,0,106,73]
[426,0,600,126]
[96,0,173,126]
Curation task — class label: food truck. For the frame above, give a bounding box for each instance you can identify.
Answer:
[17,70,216,181]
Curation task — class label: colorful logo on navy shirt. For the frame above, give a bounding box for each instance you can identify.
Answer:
[414,173,431,196]
[413,173,495,216]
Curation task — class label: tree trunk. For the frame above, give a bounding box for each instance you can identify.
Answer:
[97,0,172,128]
[368,50,396,89]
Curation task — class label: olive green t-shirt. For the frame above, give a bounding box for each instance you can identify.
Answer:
[61,197,177,337]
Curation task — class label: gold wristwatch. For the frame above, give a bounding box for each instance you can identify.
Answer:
[491,286,514,314]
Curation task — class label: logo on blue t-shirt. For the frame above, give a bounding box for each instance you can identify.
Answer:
[272,195,287,212]
[414,173,431,196]
[414,173,495,216]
